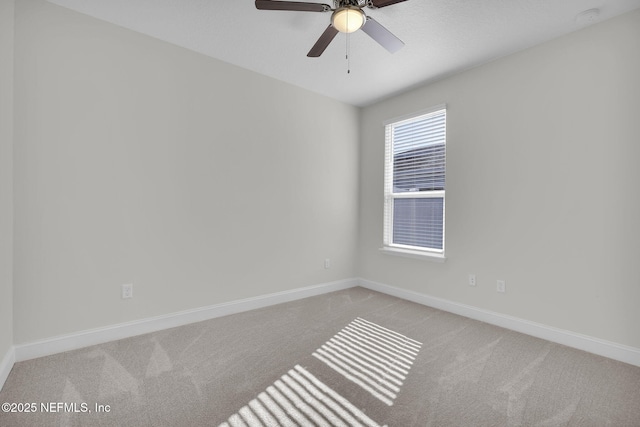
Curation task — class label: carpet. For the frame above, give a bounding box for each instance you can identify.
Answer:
[1,287,639,426]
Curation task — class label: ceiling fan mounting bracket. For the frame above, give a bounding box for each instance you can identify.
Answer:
[333,0,365,8]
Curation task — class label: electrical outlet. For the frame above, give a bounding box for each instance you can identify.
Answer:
[497,280,506,293]
[468,274,476,287]
[324,258,331,269]
[122,283,133,299]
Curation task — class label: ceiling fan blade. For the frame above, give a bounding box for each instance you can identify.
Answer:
[307,25,339,57]
[255,0,331,12]
[369,0,408,8]
[361,17,404,53]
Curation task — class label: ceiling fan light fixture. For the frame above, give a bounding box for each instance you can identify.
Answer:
[331,7,366,33]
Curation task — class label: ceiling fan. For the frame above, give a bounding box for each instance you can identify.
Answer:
[255,0,408,57]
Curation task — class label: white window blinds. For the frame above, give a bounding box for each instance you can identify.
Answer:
[384,108,446,253]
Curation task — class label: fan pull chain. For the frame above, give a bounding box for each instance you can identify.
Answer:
[346,8,351,74]
[346,32,351,74]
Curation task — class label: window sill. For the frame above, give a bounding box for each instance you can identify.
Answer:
[379,247,446,263]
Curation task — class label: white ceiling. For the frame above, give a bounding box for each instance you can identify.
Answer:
[46,0,640,107]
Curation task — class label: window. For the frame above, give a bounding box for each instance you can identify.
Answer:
[383,107,446,258]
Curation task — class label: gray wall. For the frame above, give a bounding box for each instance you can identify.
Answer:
[359,9,640,348]
[13,0,359,343]
[0,0,14,361]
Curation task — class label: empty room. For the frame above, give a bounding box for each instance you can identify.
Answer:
[1,0,640,425]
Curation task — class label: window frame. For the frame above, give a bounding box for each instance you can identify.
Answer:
[381,105,447,261]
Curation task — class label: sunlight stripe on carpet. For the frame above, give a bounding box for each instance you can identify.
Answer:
[218,365,386,427]
[313,317,422,406]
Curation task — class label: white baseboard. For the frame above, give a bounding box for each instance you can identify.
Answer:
[14,278,359,362]
[358,278,640,368]
[12,277,640,368]
[0,346,15,392]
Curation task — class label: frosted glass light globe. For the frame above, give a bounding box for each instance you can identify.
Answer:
[332,7,366,33]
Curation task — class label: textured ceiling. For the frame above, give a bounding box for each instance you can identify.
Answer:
[46,0,640,106]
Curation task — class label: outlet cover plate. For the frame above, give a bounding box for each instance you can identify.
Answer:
[468,274,476,286]
[122,283,133,299]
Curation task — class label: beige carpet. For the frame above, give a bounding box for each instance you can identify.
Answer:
[1,287,639,426]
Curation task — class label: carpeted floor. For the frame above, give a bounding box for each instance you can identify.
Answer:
[1,287,639,426]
